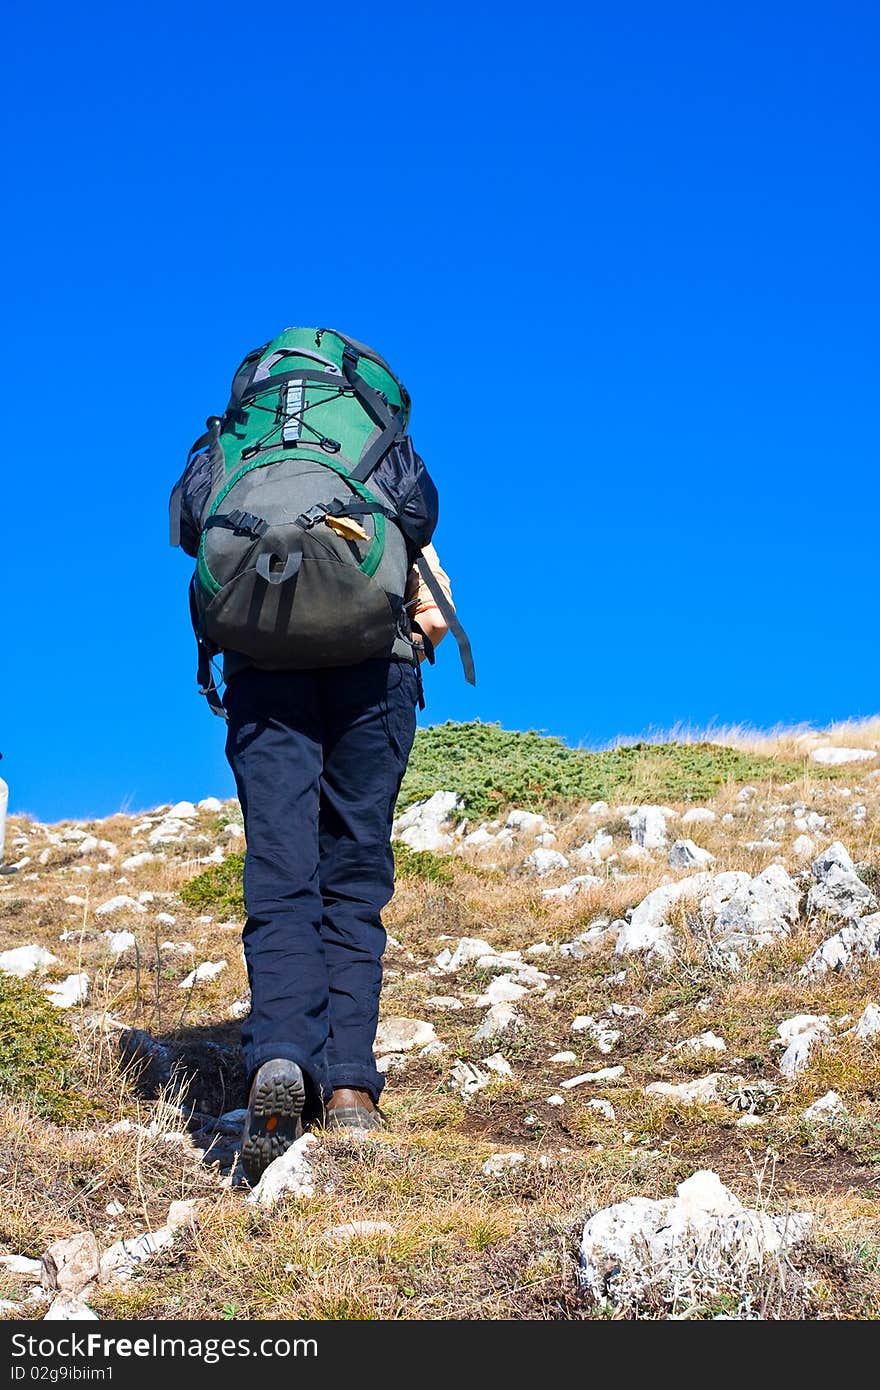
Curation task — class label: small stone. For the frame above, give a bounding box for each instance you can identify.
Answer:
[524,847,570,877]
[426,996,463,1010]
[484,1052,513,1077]
[855,1003,880,1039]
[374,1017,437,1052]
[44,973,89,1009]
[810,747,877,766]
[247,1133,320,1208]
[585,1098,616,1120]
[43,1294,99,1321]
[95,895,146,918]
[0,1254,42,1281]
[102,930,136,955]
[41,1233,100,1294]
[775,1014,830,1078]
[120,851,156,871]
[550,1050,577,1063]
[561,1066,625,1088]
[802,1090,846,1121]
[546,1094,565,1106]
[681,808,717,827]
[668,839,715,868]
[179,960,227,989]
[675,1031,727,1056]
[198,797,225,812]
[645,1074,731,1104]
[472,1002,521,1042]
[0,944,60,978]
[481,1151,526,1177]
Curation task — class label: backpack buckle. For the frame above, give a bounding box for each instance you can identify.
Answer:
[295,503,330,529]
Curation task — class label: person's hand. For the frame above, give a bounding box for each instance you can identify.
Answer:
[413,608,448,661]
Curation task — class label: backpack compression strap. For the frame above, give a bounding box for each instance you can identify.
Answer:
[340,345,406,484]
[189,578,226,719]
[414,553,476,686]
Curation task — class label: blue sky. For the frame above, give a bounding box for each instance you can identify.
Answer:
[3,3,878,822]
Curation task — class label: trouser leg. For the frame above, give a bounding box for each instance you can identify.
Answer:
[222,668,330,1105]
[318,658,419,1101]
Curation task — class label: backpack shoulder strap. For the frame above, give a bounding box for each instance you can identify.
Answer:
[414,552,476,686]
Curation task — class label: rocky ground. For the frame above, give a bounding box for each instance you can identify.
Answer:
[2,723,880,1320]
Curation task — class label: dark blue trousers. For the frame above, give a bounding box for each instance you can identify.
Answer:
[222,657,419,1107]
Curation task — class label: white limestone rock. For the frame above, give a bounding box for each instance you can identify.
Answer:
[572,829,614,864]
[675,1031,727,1056]
[668,839,715,869]
[434,936,495,972]
[810,747,877,766]
[472,1002,521,1042]
[482,1152,525,1177]
[802,1091,846,1122]
[807,842,877,922]
[627,807,669,850]
[247,1134,320,1208]
[43,1294,99,1321]
[615,874,712,959]
[102,930,136,955]
[178,960,227,989]
[197,797,225,812]
[579,1170,811,1307]
[800,914,880,977]
[710,864,801,958]
[44,973,90,1009]
[0,944,60,978]
[374,1017,437,1053]
[0,1254,42,1281]
[775,1014,830,1078]
[524,847,570,877]
[41,1233,100,1294]
[505,810,554,836]
[645,1074,731,1105]
[475,975,529,1008]
[561,1066,625,1088]
[855,1003,880,1039]
[542,873,602,899]
[392,791,462,852]
[681,808,717,827]
[94,895,146,918]
[121,851,156,871]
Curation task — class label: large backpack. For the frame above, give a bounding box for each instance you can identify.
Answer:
[169,328,475,714]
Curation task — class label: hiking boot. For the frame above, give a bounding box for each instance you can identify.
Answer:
[323,1087,383,1132]
[241,1059,306,1184]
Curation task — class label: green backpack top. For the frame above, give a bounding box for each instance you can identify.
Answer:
[170,327,475,713]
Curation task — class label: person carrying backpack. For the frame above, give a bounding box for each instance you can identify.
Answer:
[169,328,474,1181]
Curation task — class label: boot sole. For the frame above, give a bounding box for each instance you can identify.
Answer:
[241,1061,306,1184]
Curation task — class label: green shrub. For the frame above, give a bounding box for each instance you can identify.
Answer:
[399,721,818,817]
[0,974,81,1120]
[393,843,457,886]
[180,853,246,916]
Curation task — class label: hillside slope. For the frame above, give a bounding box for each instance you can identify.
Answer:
[2,723,880,1320]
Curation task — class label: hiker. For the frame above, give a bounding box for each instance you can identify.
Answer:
[170,328,474,1181]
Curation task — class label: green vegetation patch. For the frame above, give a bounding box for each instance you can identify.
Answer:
[400,721,819,817]
[393,843,457,886]
[0,974,82,1121]
[180,852,245,916]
